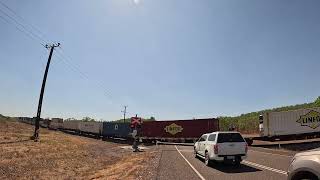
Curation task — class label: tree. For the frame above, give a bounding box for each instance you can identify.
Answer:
[150,116,155,121]
[82,117,95,122]
[65,117,77,121]
[315,96,320,106]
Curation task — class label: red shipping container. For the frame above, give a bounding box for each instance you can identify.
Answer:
[141,118,219,140]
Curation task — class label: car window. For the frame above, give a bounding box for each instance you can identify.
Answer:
[208,134,216,141]
[217,133,245,143]
[200,135,207,141]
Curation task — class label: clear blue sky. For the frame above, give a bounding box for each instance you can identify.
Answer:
[0,0,320,121]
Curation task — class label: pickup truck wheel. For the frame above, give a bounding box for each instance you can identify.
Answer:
[292,171,318,180]
[205,152,210,166]
[233,157,241,166]
[234,160,241,166]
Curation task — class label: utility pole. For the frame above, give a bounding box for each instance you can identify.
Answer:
[121,106,127,123]
[33,43,60,141]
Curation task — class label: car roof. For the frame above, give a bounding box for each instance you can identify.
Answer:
[203,131,241,136]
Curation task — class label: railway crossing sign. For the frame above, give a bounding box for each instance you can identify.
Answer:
[130,116,142,129]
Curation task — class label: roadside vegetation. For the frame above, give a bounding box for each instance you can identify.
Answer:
[63,116,156,123]
[219,96,320,133]
[112,116,156,123]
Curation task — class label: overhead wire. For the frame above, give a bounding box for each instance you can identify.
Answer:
[0,0,49,43]
[0,6,46,47]
[0,12,45,47]
[55,49,113,99]
[0,1,114,101]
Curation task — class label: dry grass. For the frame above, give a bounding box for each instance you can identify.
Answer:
[0,120,159,180]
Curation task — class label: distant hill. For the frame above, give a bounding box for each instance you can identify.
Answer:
[219,96,320,133]
[0,114,11,121]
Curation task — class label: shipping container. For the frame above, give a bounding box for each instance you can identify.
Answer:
[102,122,132,138]
[79,121,102,135]
[141,118,219,142]
[63,120,80,131]
[18,117,34,125]
[51,118,63,123]
[49,118,63,130]
[260,107,320,137]
[39,119,50,128]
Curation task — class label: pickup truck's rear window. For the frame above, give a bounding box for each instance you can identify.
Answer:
[217,133,245,143]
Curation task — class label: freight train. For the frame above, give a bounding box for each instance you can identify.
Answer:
[244,107,320,145]
[16,117,219,143]
[141,118,219,143]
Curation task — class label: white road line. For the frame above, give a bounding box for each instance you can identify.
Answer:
[175,145,206,180]
[243,160,287,175]
[252,146,293,153]
[249,149,293,158]
[179,150,194,153]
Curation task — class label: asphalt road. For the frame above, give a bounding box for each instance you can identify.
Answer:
[157,145,294,180]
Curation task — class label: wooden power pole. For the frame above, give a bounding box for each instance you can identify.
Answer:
[33,43,60,141]
[122,106,127,123]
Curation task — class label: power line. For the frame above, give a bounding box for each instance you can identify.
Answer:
[0,8,45,47]
[0,0,49,42]
[0,12,45,47]
[56,48,113,97]
[0,2,115,101]
[0,5,47,44]
[54,49,113,98]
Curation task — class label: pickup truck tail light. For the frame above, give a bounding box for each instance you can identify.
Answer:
[245,143,248,153]
[213,144,218,154]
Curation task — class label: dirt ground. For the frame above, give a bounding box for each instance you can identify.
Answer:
[0,119,160,180]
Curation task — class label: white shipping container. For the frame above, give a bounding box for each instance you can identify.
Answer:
[49,122,63,130]
[261,107,320,137]
[79,121,102,134]
[63,120,80,131]
[51,118,63,123]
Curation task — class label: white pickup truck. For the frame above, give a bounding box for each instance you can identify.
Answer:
[194,131,248,166]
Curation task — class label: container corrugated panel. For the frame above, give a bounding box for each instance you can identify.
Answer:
[63,120,80,131]
[79,121,102,134]
[102,122,132,138]
[49,122,63,129]
[263,107,320,137]
[51,118,63,123]
[141,118,219,139]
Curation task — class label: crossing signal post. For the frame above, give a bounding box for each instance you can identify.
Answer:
[131,115,142,152]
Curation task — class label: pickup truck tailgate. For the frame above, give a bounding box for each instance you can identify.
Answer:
[218,142,246,155]
[217,133,247,155]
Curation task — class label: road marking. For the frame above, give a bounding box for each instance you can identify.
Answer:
[179,150,194,153]
[243,160,287,175]
[252,146,293,153]
[175,145,206,180]
[249,149,293,158]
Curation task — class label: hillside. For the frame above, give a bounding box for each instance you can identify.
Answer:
[219,97,320,133]
[0,114,10,121]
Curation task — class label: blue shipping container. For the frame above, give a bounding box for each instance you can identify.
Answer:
[102,122,132,138]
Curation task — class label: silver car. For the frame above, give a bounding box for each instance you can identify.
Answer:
[287,148,320,180]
